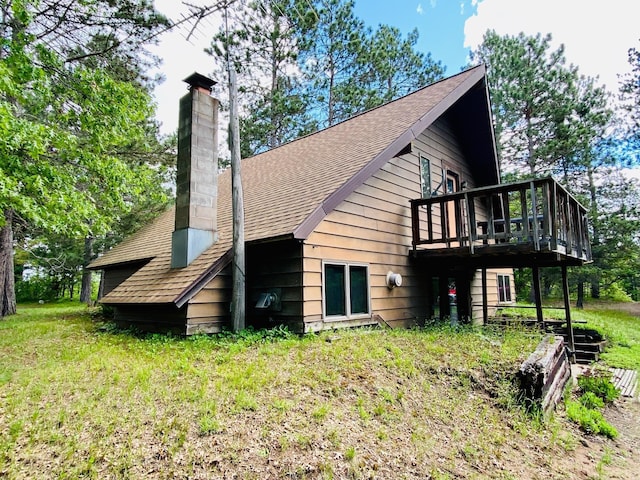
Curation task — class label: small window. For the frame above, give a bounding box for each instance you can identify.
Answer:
[420,155,431,198]
[497,274,512,303]
[323,262,370,319]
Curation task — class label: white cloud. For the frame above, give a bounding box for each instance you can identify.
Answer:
[417,3,424,15]
[463,0,640,94]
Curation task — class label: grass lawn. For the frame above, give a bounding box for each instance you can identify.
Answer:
[0,302,637,479]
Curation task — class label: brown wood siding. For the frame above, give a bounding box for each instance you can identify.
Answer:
[187,240,304,334]
[245,240,304,331]
[302,116,501,330]
[187,264,231,334]
[101,262,147,297]
[112,304,187,334]
[470,268,515,322]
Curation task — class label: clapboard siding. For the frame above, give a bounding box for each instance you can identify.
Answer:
[470,268,515,321]
[245,239,304,328]
[302,117,512,330]
[101,262,148,297]
[186,265,232,333]
[113,303,187,334]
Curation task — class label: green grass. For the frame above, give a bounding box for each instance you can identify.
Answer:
[0,301,634,479]
[573,307,640,370]
[498,302,640,371]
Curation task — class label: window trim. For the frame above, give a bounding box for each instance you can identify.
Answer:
[497,274,513,304]
[321,261,371,321]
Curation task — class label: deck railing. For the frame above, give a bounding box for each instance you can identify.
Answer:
[410,177,592,262]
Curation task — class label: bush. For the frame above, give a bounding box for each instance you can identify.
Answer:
[566,401,618,438]
[15,277,58,303]
[578,371,620,404]
[579,391,604,410]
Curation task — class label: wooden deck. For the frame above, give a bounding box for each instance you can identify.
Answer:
[410,177,591,268]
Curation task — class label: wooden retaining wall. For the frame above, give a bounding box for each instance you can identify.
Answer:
[518,334,571,413]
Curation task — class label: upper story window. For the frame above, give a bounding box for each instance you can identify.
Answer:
[420,154,431,198]
[497,274,512,303]
[323,262,370,319]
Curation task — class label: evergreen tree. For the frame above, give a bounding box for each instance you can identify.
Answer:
[358,25,444,109]
[470,31,578,177]
[298,0,369,126]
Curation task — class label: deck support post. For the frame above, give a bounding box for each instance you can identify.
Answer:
[481,268,488,324]
[439,276,450,321]
[562,265,576,363]
[532,266,544,325]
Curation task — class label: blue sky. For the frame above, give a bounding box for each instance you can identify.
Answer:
[151,0,639,135]
[353,0,473,75]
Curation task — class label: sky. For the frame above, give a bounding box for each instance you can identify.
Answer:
[151,0,640,135]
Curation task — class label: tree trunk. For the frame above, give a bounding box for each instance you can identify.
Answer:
[80,235,94,304]
[576,281,584,309]
[0,209,17,318]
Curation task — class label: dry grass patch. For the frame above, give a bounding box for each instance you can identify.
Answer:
[0,303,636,479]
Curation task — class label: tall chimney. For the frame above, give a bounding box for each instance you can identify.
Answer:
[171,72,219,268]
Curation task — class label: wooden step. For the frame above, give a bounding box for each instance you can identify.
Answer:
[574,350,600,363]
[573,341,607,353]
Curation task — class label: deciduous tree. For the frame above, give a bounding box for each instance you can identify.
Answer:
[0,0,170,316]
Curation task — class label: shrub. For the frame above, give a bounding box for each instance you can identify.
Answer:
[578,371,620,404]
[566,401,618,439]
[579,391,604,410]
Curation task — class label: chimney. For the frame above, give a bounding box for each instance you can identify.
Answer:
[171,72,219,268]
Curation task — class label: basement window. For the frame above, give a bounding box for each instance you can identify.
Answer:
[323,262,370,319]
[497,274,512,303]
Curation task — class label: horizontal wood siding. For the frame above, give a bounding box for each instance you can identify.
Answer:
[186,241,303,334]
[303,116,499,331]
[101,263,146,297]
[245,239,304,332]
[187,265,231,334]
[112,304,187,334]
[470,268,515,321]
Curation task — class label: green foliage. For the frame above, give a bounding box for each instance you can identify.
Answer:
[578,391,604,410]
[208,0,444,155]
[565,401,618,439]
[0,0,173,316]
[577,371,620,404]
[574,307,640,370]
[14,277,58,303]
[470,31,583,177]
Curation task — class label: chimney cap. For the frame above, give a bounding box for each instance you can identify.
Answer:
[183,72,216,91]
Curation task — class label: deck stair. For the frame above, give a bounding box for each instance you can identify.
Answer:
[486,317,606,364]
[551,327,607,364]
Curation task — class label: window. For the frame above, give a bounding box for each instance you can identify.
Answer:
[323,262,370,319]
[420,155,431,198]
[497,274,512,303]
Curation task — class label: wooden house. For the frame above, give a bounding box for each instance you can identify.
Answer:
[90,65,591,336]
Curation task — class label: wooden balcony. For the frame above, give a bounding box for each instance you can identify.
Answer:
[409,177,592,269]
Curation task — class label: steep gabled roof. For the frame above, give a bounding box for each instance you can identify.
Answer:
[91,64,498,305]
